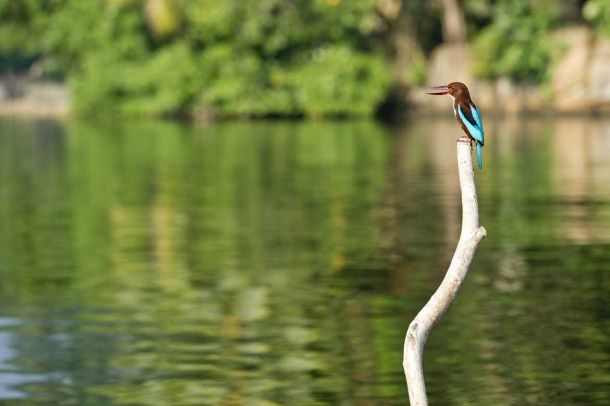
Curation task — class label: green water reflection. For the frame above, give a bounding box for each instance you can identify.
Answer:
[0,117,608,405]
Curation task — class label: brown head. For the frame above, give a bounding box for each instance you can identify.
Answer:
[426,82,471,100]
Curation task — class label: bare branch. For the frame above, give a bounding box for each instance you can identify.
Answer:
[403,136,487,405]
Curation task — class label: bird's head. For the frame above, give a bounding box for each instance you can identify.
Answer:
[426,82,470,99]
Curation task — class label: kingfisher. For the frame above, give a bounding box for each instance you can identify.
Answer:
[426,82,485,170]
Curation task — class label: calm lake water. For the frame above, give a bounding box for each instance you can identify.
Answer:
[0,116,608,405]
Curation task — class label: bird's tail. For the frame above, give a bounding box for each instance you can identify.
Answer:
[476,142,483,170]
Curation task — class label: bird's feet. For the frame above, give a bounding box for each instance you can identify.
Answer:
[457,136,472,146]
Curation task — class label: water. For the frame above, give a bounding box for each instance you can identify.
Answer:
[0,117,608,405]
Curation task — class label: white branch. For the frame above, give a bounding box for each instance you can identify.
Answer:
[403,136,487,405]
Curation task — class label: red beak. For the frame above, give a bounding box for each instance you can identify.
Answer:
[426,85,450,95]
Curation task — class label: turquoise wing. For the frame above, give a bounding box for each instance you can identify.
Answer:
[458,104,484,145]
[470,104,485,145]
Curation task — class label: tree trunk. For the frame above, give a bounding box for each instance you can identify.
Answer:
[440,0,467,43]
[376,0,426,120]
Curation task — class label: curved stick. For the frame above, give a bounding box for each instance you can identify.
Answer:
[403,137,487,405]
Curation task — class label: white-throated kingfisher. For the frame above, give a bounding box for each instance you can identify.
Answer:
[426,82,485,170]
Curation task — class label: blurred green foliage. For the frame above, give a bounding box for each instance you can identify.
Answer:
[583,0,610,36]
[0,0,607,117]
[1,0,393,117]
[471,0,559,83]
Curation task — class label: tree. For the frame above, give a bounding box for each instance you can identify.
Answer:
[439,0,467,43]
[472,0,560,83]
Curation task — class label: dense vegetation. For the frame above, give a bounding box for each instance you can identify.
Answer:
[0,0,607,118]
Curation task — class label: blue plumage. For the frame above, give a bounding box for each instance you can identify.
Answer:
[457,104,484,145]
[458,103,485,169]
[470,105,485,145]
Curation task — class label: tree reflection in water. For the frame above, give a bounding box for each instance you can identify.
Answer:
[0,117,608,405]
